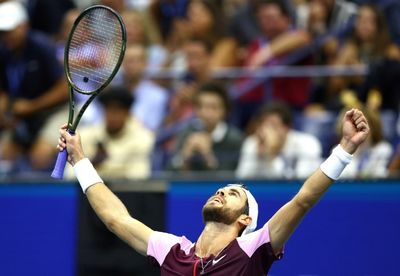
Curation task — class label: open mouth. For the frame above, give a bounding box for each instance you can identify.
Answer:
[211,196,224,204]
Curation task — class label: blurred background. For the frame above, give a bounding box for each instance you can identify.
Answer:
[0,0,399,275]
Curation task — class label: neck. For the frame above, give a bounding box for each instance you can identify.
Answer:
[195,222,237,257]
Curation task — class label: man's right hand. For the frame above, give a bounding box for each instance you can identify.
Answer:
[57,123,85,166]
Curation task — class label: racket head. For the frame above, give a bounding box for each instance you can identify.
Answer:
[64,5,126,95]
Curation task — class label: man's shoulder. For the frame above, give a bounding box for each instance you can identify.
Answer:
[148,231,194,255]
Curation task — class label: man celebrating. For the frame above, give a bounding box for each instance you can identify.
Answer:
[57,109,369,275]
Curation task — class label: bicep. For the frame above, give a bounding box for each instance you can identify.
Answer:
[267,196,308,254]
[111,216,154,256]
[268,169,333,253]
[86,183,154,256]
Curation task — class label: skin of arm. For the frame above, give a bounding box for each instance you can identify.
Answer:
[267,109,370,254]
[58,124,154,255]
[249,29,312,68]
[210,38,240,68]
[12,78,68,118]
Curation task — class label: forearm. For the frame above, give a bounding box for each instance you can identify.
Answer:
[74,159,152,255]
[269,30,311,58]
[86,183,131,228]
[294,169,333,210]
[32,79,68,111]
[296,142,353,209]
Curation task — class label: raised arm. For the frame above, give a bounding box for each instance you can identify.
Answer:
[58,125,153,255]
[267,109,369,254]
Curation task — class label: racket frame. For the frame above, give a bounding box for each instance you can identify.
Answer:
[64,4,127,132]
[51,5,126,179]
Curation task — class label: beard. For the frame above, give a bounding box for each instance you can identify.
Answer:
[202,204,242,225]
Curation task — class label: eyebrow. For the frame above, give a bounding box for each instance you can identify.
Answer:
[228,188,242,198]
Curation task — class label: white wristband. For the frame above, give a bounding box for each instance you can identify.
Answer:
[320,145,353,180]
[73,158,103,193]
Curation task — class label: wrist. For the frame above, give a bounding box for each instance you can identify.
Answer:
[73,158,103,193]
[71,153,85,166]
[339,138,357,154]
[320,144,353,180]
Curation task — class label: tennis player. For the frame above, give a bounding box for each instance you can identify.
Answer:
[57,108,369,275]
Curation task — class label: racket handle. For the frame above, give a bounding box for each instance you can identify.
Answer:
[51,149,68,179]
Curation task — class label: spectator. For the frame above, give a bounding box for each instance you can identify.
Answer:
[295,0,358,77]
[66,87,155,179]
[309,4,400,113]
[150,0,188,44]
[121,9,167,74]
[245,0,311,68]
[121,43,169,131]
[329,4,400,95]
[169,82,243,171]
[163,37,213,128]
[0,1,68,172]
[235,0,312,129]
[336,107,393,178]
[165,0,239,71]
[296,0,357,36]
[228,0,262,47]
[236,102,322,179]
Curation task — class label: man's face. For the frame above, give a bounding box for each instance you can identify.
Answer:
[257,4,289,39]
[104,102,130,135]
[260,113,289,136]
[355,6,377,43]
[187,1,213,34]
[184,41,210,76]
[202,186,248,226]
[123,45,146,79]
[122,11,145,45]
[0,23,28,51]
[196,92,225,131]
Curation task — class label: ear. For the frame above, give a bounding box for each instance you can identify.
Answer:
[237,214,252,228]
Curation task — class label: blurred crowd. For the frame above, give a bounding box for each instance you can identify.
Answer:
[1,0,400,180]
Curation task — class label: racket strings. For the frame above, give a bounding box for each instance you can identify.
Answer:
[68,8,124,93]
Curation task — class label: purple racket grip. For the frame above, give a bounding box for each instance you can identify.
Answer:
[51,129,74,179]
[51,149,68,179]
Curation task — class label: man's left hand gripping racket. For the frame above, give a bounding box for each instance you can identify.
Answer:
[51,5,126,179]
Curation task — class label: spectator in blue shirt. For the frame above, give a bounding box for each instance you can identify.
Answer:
[0,1,68,173]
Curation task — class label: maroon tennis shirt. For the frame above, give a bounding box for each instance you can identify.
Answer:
[147,222,283,275]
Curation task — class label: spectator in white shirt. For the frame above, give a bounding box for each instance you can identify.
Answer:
[236,102,322,179]
[122,43,169,131]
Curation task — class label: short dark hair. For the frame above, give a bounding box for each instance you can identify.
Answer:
[256,101,293,126]
[195,82,231,113]
[256,0,290,18]
[98,86,134,109]
[185,36,213,54]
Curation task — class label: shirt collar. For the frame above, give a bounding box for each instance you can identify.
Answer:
[211,122,227,143]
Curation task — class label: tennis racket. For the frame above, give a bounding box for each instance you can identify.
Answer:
[51,5,126,179]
